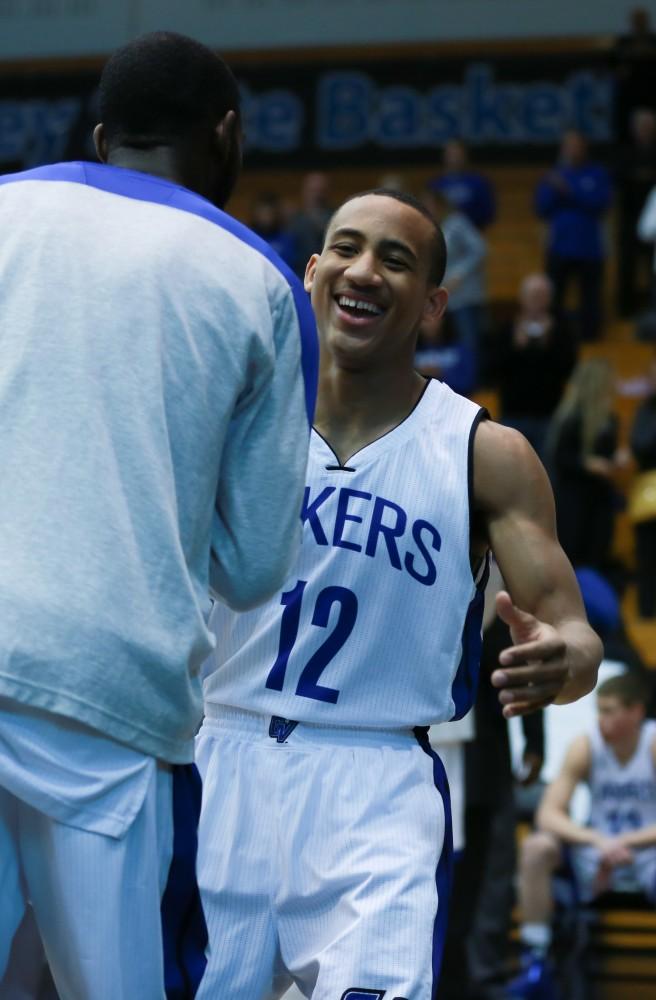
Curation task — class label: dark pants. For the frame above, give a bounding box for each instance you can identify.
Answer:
[635,519,656,618]
[466,789,517,993]
[554,474,616,570]
[616,214,655,317]
[438,789,516,999]
[547,254,603,342]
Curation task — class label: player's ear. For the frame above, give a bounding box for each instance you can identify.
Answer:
[422,285,448,325]
[214,110,239,158]
[304,253,320,293]
[93,123,108,164]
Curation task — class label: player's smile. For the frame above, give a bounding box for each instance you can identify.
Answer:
[332,291,388,329]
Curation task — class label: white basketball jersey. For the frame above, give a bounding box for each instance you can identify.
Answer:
[588,719,656,837]
[204,379,487,728]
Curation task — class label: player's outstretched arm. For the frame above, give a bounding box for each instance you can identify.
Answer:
[474,421,602,716]
[210,287,316,610]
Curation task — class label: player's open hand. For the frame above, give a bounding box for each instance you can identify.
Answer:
[490,591,568,718]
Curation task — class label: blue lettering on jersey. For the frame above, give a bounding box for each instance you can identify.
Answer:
[605,808,642,835]
[302,485,441,586]
[267,581,358,704]
[405,520,442,586]
[365,497,407,569]
[301,486,336,545]
[599,780,656,803]
[333,488,372,552]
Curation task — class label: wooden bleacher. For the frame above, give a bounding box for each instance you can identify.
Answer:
[590,907,656,1000]
[509,900,656,1000]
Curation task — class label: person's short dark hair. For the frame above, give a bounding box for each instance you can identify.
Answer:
[326,188,447,286]
[597,672,650,708]
[98,31,241,149]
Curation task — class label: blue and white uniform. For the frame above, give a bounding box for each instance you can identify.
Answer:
[571,720,656,901]
[198,379,487,1000]
[0,162,317,998]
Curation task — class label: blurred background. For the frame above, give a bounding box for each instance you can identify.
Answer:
[3,3,656,997]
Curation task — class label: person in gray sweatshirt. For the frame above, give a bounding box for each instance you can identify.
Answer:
[0,31,317,999]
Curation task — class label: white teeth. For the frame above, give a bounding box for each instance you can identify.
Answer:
[337,295,383,316]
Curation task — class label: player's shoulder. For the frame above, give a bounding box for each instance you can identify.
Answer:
[473,418,533,460]
[565,731,593,779]
[472,420,548,510]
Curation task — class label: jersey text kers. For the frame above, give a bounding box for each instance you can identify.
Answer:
[301,485,442,587]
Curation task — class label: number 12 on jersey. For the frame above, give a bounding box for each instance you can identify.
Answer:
[265,579,358,704]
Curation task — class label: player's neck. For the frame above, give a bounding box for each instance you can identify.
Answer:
[106,146,182,183]
[106,145,213,199]
[607,730,641,765]
[314,364,427,465]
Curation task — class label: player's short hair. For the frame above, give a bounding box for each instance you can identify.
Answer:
[98,31,241,148]
[326,188,448,286]
[597,672,650,708]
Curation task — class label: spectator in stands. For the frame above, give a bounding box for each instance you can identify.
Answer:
[545,358,622,572]
[287,171,333,278]
[535,129,612,342]
[414,312,477,397]
[493,273,577,458]
[615,109,656,317]
[425,189,487,385]
[612,7,656,139]
[508,672,656,999]
[615,6,656,56]
[249,191,297,269]
[628,353,656,619]
[428,138,496,230]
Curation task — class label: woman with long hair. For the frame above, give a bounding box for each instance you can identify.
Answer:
[546,357,620,569]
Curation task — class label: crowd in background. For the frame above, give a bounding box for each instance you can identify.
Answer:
[3,10,656,1000]
[248,123,656,619]
[242,17,656,994]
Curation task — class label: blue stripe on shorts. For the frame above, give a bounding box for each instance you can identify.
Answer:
[414,727,454,999]
[161,764,208,999]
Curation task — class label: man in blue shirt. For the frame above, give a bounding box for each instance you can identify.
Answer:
[429,139,497,231]
[535,129,612,342]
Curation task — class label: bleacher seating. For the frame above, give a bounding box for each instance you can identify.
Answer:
[510,898,656,1000]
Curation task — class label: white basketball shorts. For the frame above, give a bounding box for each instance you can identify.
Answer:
[195,706,453,1000]
[569,842,656,903]
[0,763,207,1000]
